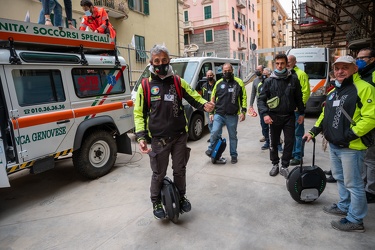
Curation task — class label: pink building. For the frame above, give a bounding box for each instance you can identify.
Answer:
[183,0,258,72]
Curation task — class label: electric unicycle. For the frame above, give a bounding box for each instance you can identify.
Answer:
[161,176,181,223]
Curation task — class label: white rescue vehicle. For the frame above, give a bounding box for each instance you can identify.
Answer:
[0,18,134,188]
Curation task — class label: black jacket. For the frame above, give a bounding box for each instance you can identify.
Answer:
[257,71,304,117]
[359,62,375,86]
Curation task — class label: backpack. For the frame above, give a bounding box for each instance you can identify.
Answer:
[141,75,183,109]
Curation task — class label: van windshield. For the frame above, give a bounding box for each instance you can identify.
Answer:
[296,62,328,79]
[170,61,198,85]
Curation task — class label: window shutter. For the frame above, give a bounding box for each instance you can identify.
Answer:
[128,0,134,10]
[144,0,149,15]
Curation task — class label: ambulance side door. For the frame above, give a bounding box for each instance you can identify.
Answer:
[4,66,74,163]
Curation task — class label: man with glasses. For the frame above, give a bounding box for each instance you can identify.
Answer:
[205,63,247,164]
[356,48,375,204]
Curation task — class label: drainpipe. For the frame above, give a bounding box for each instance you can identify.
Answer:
[177,0,181,56]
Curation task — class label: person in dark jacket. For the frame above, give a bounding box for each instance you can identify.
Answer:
[258,53,305,178]
[356,47,375,203]
[134,44,215,219]
[202,70,216,138]
[304,55,375,232]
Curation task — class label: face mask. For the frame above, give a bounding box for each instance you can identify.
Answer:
[255,71,262,76]
[85,10,92,16]
[154,63,169,76]
[223,72,233,81]
[356,59,367,71]
[335,79,342,88]
[207,77,214,82]
[274,68,287,74]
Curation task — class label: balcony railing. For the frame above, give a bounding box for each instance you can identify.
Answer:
[236,0,246,9]
[184,21,194,32]
[93,0,128,19]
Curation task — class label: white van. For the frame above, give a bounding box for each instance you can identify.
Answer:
[0,19,134,188]
[131,57,241,140]
[286,48,332,113]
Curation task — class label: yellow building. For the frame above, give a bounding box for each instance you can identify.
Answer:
[0,0,184,85]
[256,0,290,68]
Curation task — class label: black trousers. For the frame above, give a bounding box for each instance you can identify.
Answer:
[149,133,191,203]
[269,113,295,167]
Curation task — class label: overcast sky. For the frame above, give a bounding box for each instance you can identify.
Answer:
[279,0,293,17]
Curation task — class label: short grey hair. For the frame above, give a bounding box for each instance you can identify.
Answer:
[150,44,170,57]
[264,68,271,74]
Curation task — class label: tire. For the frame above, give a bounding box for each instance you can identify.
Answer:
[73,129,117,179]
[188,114,204,141]
[161,177,180,223]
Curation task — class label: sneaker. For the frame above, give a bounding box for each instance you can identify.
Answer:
[214,157,227,164]
[279,166,289,179]
[366,192,375,204]
[278,144,283,152]
[180,196,191,213]
[269,164,279,176]
[323,204,347,216]
[153,201,165,219]
[205,149,212,157]
[331,218,365,232]
[326,175,337,183]
[261,143,269,150]
[231,156,238,164]
[290,158,301,166]
[259,136,266,142]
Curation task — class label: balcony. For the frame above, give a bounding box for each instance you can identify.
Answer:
[236,0,246,9]
[271,20,276,26]
[93,0,128,19]
[238,41,247,50]
[271,6,277,12]
[184,21,194,33]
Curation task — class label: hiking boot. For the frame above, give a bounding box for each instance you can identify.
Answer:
[261,143,269,150]
[180,196,191,213]
[278,144,283,152]
[259,136,266,142]
[326,175,337,183]
[331,218,365,233]
[279,166,289,179]
[269,164,279,176]
[153,201,165,219]
[205,149,212,157]
[323,204,347,216]
[290,158,301,166]
[324,170,332,175]
[231,156,238,164]
[366,192,375,204]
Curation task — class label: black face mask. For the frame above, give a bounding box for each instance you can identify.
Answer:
[255,71,262,76]
[207,77,214,82]
[154,63,169,76]
[223,72,233,81]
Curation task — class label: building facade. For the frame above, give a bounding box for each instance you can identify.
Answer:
[0,0,184,85]
[256,0,289,68]
[182,0,258,76]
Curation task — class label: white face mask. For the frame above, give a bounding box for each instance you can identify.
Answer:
[84,10,92,16]
[335,79,342,88]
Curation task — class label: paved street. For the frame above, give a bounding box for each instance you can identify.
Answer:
[1,85,374,249]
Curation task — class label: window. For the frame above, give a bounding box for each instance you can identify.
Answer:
[204,5,212,19]
[252,4,255,13]
[238,33,241,43]
[233,51,237,59]
[128,0,149,15]
[184,10,188,22]
[253,21,255,31]
[237,11,241,23]
[205,29,213,43]
[184,34,189,45]
[72,68,125,98]
[249,19,251,29]
[13,69,65,106]
[232,7,235,19]
[134,35,148,62]
[233,30,236,42]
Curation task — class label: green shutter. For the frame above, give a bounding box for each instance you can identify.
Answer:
[128,0,134,10]
[204,6,211,19]
[232,7,234,19]
[184,11,188,22]
[144,0,149,15]
[205,30,213,42]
